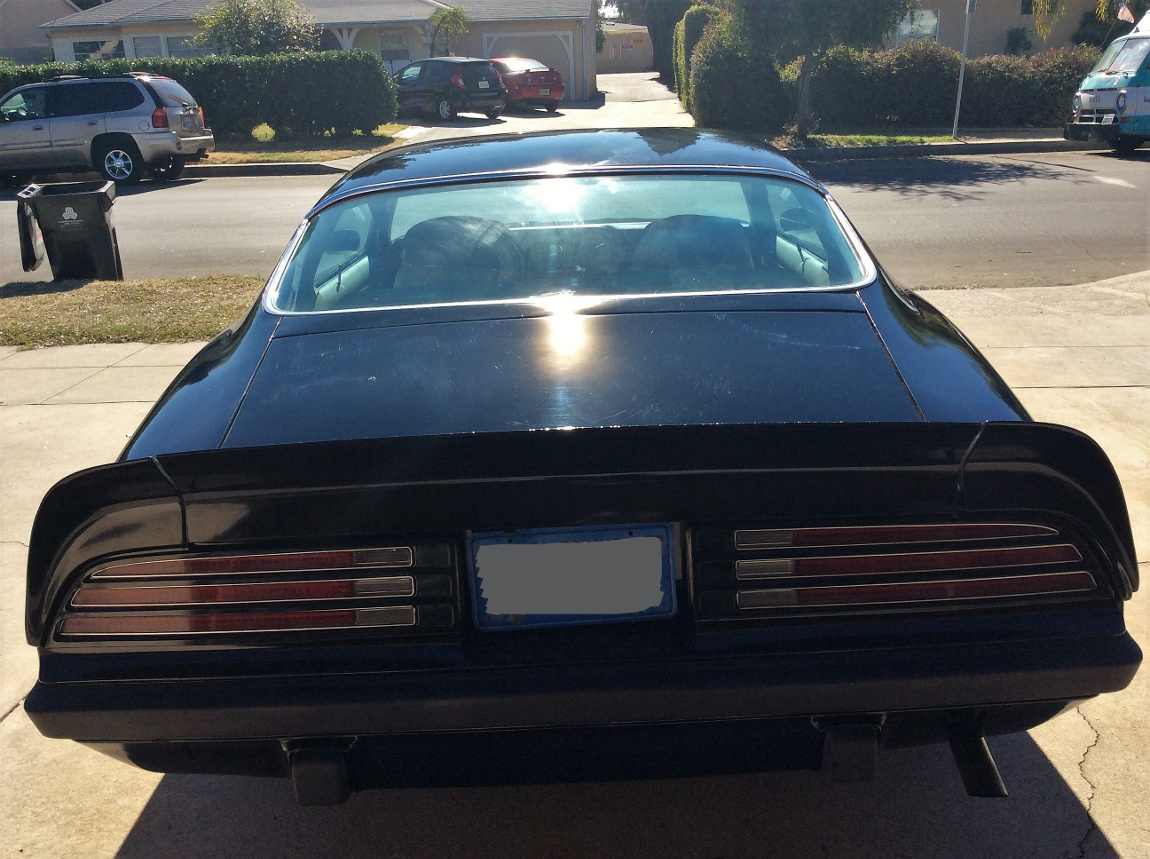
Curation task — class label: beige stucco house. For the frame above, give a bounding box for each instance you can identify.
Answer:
[893,0,1098,57]
[38,0,598,100]
[1,0,78,62]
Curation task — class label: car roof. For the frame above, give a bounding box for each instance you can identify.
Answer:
[317,128,817,215]
[420,56,493,64]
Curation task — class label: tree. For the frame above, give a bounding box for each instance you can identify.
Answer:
[429,7,469,57]
[735,0,913,137]
[1071,0,1149,45]
[193,0,320,56]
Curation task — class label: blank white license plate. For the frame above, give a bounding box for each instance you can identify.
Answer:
[1102,114,1115,124]
[469,524,675,630]
[478,80,490,89]
[539,88,550,96]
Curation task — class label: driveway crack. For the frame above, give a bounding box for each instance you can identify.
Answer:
[0,697,24,726]
[1075,706,1100,858]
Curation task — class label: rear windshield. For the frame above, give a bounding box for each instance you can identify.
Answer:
[497,58,548,72]
[1091,37,1150,73]
[149,78,198,106]
[272,174,869,313]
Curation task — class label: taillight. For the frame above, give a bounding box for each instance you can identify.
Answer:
[451,72,466,89]
[57,545,455,640]
[150,107,168,128]
[694,522,1102,620]
[198,105,205,126]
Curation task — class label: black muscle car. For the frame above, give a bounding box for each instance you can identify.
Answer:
[25,129,1140,805]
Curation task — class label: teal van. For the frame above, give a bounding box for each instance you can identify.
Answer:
[1064,16,1150,156]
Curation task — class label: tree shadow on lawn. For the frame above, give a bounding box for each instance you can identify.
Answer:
[804,155,1101,203]
[115,733,1117,859]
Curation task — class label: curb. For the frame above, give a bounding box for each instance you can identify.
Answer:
[781,138,1108,162]
[183,162,345,177]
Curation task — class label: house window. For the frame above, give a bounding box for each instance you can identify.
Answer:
[72,39,125,61]
[133,36,163,58]
[380,30,410,62]
[895,10,940,46]
[166,36,211,58]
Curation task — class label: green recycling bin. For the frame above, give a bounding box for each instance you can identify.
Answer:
[16,180,123,280]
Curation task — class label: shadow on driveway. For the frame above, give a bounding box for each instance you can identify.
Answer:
[115,734,1115,858]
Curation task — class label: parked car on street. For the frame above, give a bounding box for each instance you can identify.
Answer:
[0,72,214,185]
[393,57,506,121]
[24,129,1140,806]
[1064,11,1150,156]
[490,57,565,111]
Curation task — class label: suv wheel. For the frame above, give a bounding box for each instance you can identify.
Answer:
[95,142,143,184]
[436,98,456,121]
[150,155,186,181]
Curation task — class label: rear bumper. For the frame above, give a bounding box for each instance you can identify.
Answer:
[1064,121,1121,143]
[27,631,1140,746]
[134,130,215,164]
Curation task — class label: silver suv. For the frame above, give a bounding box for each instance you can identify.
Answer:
[0,72,214,185]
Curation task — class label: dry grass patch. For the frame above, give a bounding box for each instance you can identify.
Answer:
[208,124,408,164]
[0,275,264,348]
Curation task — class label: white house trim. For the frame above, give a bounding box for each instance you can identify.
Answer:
[331,27,360,50]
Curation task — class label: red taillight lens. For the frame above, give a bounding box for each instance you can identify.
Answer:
[151,107,168,128]
[451,72,466,89]
[198,105,205,126]
[58,546,453,640]
[695,522,1104,619]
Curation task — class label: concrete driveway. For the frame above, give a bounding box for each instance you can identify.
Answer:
[0,273,1148,856]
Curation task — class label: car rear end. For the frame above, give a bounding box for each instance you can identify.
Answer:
[455,60,506,115]
[131,75,215,165]
[495,58,564,107]
[24,422,1140,803]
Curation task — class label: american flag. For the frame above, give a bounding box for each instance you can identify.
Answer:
[1118,2,1135,23]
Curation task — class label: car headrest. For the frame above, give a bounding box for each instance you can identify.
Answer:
[633,214,755,271]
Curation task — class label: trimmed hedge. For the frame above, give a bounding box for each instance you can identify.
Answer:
[645,0,694,82]
[792,40,1099,130]
[0,51,397,139]
[690,14,786,133]
[673,4,724,111]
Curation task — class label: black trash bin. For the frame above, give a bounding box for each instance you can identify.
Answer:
[16,181,123,280]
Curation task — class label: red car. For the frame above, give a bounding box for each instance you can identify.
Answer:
[490,57,564,112]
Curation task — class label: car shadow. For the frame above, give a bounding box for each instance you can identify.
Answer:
[804,155,1101,202]
[0,173,198,201]
[114,733,1118,858]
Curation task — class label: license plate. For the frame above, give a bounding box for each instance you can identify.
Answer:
[539,88,550,96]
[182,116,195,129]
[1102,114,1115,124]
[469,524,676,630]
[478,80,490,89]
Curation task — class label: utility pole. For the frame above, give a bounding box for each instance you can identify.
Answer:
[953,0,975,138]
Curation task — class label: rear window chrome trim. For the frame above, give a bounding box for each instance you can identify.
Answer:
[263,167,879,317]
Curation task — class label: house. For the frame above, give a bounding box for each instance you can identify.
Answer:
[598,22,652,73]
[893,0,1097,57]
[39,0,597,99]
[1,0,78,63]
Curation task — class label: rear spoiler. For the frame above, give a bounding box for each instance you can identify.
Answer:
[27,421,1138,644]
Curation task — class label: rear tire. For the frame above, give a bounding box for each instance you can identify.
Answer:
[150,154,186,181]
[546,101,560,113]
[485,109,502,120]
[1114,138,1143,157]
[95,141,143,184]
[436,98,456,121]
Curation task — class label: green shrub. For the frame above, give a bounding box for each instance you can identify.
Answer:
[673,4,724,110]
[0,51,397,139]
[645,0,694,81]
[690,14,787,133]
[801,40,1098,130]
